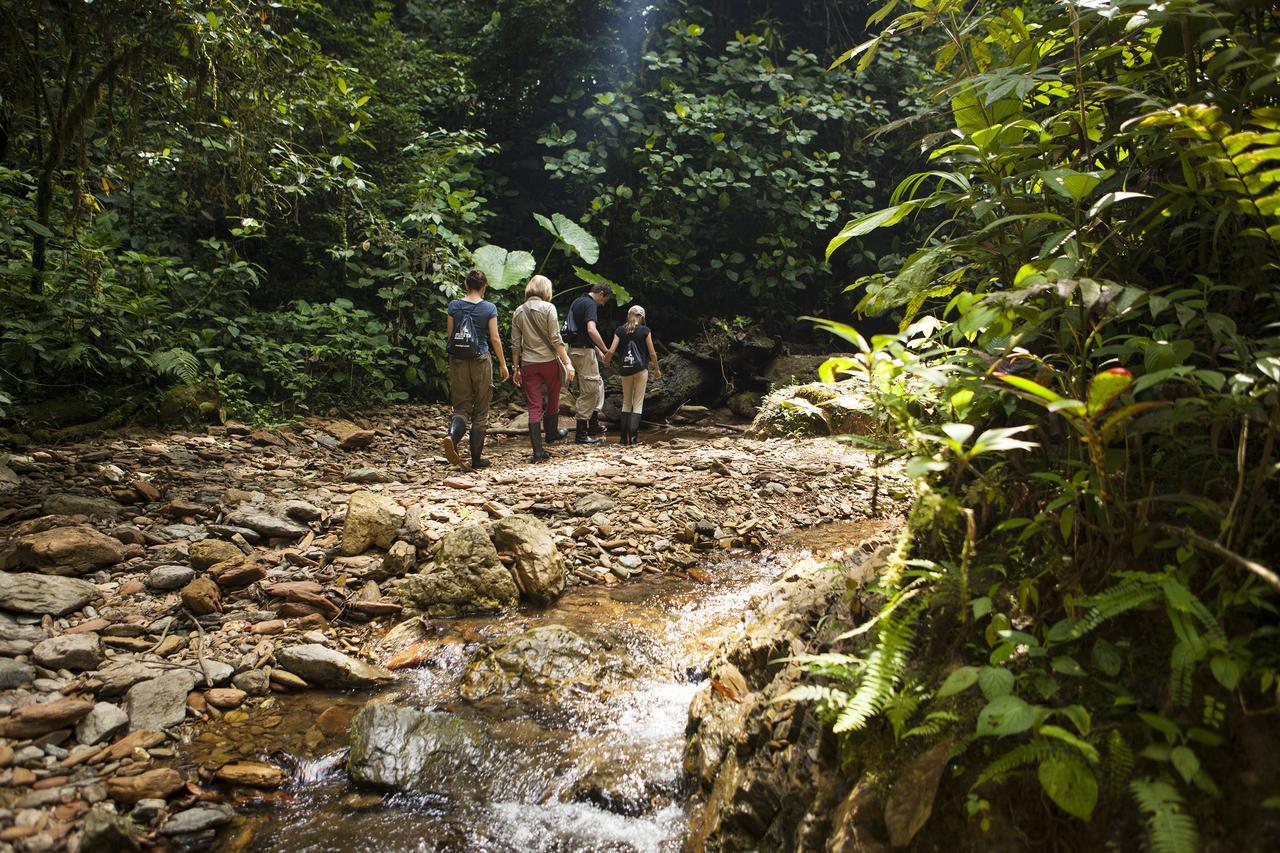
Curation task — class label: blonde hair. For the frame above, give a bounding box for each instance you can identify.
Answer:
[524,275,552,301]
[625,305,646,334]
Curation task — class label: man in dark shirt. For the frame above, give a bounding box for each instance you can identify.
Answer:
[567,284,613,443]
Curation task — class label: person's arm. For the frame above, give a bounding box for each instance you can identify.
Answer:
[446,314,454,339]
[488,315,509,382]
[557,343,576,381]
[647,333,661,380]
[604,333,619,366]
[510,308,524,384]
[586,319,608,356]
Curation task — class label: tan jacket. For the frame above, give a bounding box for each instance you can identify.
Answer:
[511,297,565,365]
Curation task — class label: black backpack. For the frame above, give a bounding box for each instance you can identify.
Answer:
[560,299,580,340]
[619,333,647,375]
[447,304,481,358]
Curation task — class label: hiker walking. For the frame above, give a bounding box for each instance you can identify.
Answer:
[564,283,613,443]
[604,305,661,445]
[511,275,576,463]
[442,270,508,470]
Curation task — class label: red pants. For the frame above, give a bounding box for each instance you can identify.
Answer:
[521,360,562,423]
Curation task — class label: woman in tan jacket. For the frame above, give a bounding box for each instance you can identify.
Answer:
[510,275,576,462]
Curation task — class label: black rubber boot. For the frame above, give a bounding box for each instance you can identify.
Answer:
[629,412,642,444]
[617,416,630,445]
[528,423,550,462]
[442,415,468,470]
[588,412,607,436]
[469,429,490,470]
[575,419,601,445]
[543,411,569,444]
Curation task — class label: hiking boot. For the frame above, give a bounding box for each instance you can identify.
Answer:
[470,429,491,470]
[628,412,643,444]
[528,423,550,462]
[575,419,601,445]
[442,415,468,470]
[588,412,607,436]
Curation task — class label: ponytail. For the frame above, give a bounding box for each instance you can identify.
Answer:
[625,305,646,334]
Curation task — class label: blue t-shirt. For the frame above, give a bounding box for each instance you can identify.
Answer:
[448,299,498,356]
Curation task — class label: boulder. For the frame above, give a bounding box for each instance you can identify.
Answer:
[602,352,718,422]
[491,514,565,605]
[33,632,104,671]
[275,644,392,689]
[396,524,517,617]
[107,768,185,804]
[0,658,36,688]
[8,525,125,575]
[0,572,97,615]
[147,565,195,591]
[459,624,620,701]
[159,805,233,836]
[750,382,879,439]
[79,805,143,853]
[0,696,94,738]
[179,576,221,615]
[382,540,417,577]
[76,702,130,746]
[341,491,405,555]
[347,704,487,793]
[224,509,308,540]
[572,492,616,516]
[188,539,243,571]
[42,493,124,519]
[125,670,199,731]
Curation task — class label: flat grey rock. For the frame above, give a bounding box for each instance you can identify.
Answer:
[275,644,392,689]
[125,670,199,731]
[0,572,98,616]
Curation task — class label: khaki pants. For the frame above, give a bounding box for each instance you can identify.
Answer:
[569,347,604,419]
[449,355,492,436]
[620,370,648,414]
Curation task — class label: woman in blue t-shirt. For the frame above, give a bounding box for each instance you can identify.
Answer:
[604,305,661,445]
[443,270,509,470]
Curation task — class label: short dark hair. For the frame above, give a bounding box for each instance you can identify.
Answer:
[590,283,612,298]
[464,269,488,292]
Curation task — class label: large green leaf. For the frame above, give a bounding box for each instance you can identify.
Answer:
[1086,367,1133,415]
[534,213,600,264]
[976,695,1035,736]
[573,266,631,304]
[1038,754,1098,820]
[472,245,536,291]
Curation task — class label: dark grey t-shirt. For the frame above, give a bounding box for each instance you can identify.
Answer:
[568,295,599,348]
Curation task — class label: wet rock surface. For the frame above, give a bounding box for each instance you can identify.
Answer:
[0,403,905,851]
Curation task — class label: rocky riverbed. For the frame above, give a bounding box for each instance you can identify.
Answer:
[0,405,906,851]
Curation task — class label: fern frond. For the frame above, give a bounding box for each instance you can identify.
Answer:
[904,710,959,739]
[1105,730,1134,790]
[975,737,1059,787]
[1131,778,1199,853]
[1071,575,1162,639]
[149,347,201,384]
[833,600,924,733]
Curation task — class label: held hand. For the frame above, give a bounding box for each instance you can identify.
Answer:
[595,348,607,361]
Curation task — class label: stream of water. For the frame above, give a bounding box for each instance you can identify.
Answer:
[195,520,881,852]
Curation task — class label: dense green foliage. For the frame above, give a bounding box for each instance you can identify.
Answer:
[790,0,1280,848]
[0,0,928,425]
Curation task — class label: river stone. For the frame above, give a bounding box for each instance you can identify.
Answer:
[43,493,124,519]
[0,696,94,738]
[159,805,233,836]
[0,572,98,615]
[96,661,170,698]
[188,539,243,571]
[79,804,143,853]
[275,644,392,689]
[459,624,619,701]
[33,632,104,671]
[224,509,308,540]
[382,540,416,577]
[125,670,199,731]
[76,702,130,746]
[9,525,125,575]
[147,565,195,591]
[280,499,323,522]
[341,491,406,555]
[347,704,487,793]
[397,524,517,617]
[0,658,36,688]
[491,514,565,605]
[572,492,616,516]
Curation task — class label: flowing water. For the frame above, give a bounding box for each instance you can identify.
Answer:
[193,520,885,853]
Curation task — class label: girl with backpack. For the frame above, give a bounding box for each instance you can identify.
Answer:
[443,270,509,470]
[604,305,661,445]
